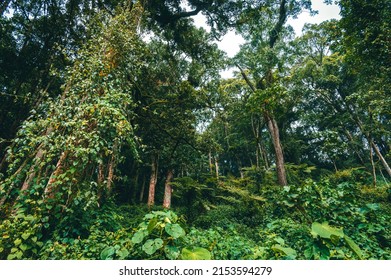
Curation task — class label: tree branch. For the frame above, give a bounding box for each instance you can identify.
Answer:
[269,0,287,48]
[235,63,256,94]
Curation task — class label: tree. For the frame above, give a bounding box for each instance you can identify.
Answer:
[0,3,144,214]
[232,0,313,185]
[338,0,391,177]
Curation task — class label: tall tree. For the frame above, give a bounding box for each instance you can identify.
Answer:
[233,0,313,185]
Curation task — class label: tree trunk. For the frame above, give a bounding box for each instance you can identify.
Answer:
[106,155,115,194]
[343,129,366,166]
[266,114,287,186]
[139,175,146,203]
[163,169,174,209]
[371,140,391,177]
[0,157,30,207]
[147,155,158,207]
[214,156,219,179]
[236,156,244,179]
[208,150,214,174]
[352,116,391,178]
[97,163,105,185]
[0,152,8,174]
[369,144,377,187]
[259,141,270,169]
[132,168,139,203]
[44,151,68,199]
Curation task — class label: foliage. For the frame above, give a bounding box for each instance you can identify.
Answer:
[0,0,390,261]
[0,210,44,260]
[130,210,187,260]
[184,225,258,260]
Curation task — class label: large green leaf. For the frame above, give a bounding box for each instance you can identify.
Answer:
[311,222,344,239]
[344,236,363,260]
[164,245,180,260]
[165,223,185,239]
[100,246,115,260]
[131,229,148,244]
[271,244,297,259]
[147,217,158,233]
[180,247,211,260]
[116,247,130,260]
[142,238,164,255]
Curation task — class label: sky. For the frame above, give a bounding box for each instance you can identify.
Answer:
[192,1,341,78]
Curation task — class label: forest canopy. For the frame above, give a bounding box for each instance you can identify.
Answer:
[0,0,390,260]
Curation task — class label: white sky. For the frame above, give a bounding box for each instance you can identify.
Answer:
[193,1,341,78]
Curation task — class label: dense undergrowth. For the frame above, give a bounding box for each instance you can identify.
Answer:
[0,168,389,260]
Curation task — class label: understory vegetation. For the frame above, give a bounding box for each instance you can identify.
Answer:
[1,168,389,260]
[0,0,390,260]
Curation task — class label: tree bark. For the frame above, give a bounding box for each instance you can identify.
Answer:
[147,155,158,207]
[214,156,219,179]
[132,167,139,203]
[97,163,105,185]
[20,145,45,193]
[371,140,391,177]
[139,175,146,203]
[266,114,287,186]
[44,151,68,199]
[0,157,30,207]
[208,150,214,174]
[343,129,366,166]
[354,117,391,178]
[106,155,115,194]
[162,169,174,209]
[369,144,377,187]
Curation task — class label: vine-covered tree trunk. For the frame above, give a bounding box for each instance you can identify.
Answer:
[163,169,174,209]
[106,143,118,195]
[44,150,68,199]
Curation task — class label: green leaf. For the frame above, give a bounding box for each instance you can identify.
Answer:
[14,239,22,246]
[100,246,115,260]
[19,244,28,252]
[311,222,344,239]
[132,229,148,244]
[365,203,380,211]
[116,248,130,260]
[142,238,164,255]
[344,236,363,260]
[165,223,185,239]
[147,217,158,233]
[21,232,31,240]
[273,237,285,245]
[152,211,168,217]
[16,251,23,259]
[164,245,180,260]
[271,244,297,259]
[304,247,314,259]
[144,213,154,219]
[180,247,211,260]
